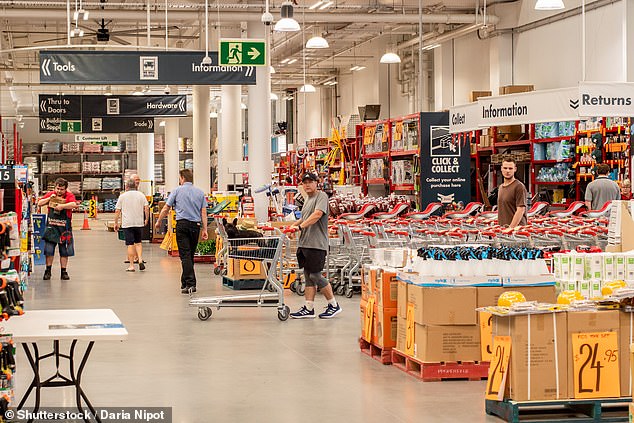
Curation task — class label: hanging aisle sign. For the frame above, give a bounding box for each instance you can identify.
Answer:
[449,102,482,134]
[40,51,256,85]
[477,87,579,127]
[578,82,634,117]
[419,112,471,206]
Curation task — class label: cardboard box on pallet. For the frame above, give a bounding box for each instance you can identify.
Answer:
[470,90,492,102]
[360,299,368,340]
[476,286,557,308]
[407,285,477,325]
[619,312,633,397]
[397,280,408,319]
[413,324,481,362]
[499,84,535,95]
[566,310,620,398]
[361,266,375,302]
[372,305,398,349]
[374,269,398,308]
[396,317,407,351]
[493,312,568,401]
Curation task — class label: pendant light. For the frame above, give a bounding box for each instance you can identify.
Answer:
[274,1,300,32]
[306,31,329,49]
[299,84,316,93]
[380,52,401,64]
[535,0,564,9]
[201,0,212,64]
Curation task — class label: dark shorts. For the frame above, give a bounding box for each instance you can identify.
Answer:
[44,239,75,257]
[123,227,143,246]
[297,247,327,273]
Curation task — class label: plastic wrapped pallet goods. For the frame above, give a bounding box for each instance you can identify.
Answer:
[124,169,137,182]
[62,143,81,153]
[103,142,122,153]
[24,157,38,174]
[154,164,164,183]
[82,178,101,191]
[101,160,121,173]
[67,181,81,196]
[41,161,61,174]
[60,162,80,173]
[41,141,62,154]
[82,143,102,153]
[102,177,121,190]
[154,135,165,153]
[23,144,41,154]
[184,159,193,170]
[82,161,100,173]
[103,198,117,212]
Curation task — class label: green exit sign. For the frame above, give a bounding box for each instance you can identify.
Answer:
[219,39,266,66]
[60,121,81,133]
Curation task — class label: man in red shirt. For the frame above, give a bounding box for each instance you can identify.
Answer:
[37,178,78,280]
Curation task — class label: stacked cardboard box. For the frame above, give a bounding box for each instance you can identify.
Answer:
[492,309,632,401]
[470,90,492,102]
[360,266,398,349]
[499,85,535,95]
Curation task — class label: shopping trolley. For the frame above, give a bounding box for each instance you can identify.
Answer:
[212,215,229,276]
[189,231,291,321]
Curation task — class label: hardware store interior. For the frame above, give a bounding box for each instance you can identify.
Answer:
[2,0,634,422]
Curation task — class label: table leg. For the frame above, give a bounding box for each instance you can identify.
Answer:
[69,341,100,423]
[16,343,41,423]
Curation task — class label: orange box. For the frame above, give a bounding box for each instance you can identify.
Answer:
[361,266,375,302]
[372,305,398,349]
[375,269,398,308]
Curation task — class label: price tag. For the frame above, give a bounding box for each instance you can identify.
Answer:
[0,168,15,184]
[572,331,620,399]
[405,303,415,356]
[479,311,493,362]
[363,296,375,343]
[485,336,511,401]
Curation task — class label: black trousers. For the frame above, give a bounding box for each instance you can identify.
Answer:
[175,220,201,289]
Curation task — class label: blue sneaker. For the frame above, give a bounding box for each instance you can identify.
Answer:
[290,306,315,319]
[318,303,342,319]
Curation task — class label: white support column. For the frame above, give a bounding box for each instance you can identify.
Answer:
[136,133,155,196]
[192,85,211,193]
[489,33,513,98]
[433,41,454,110]
[248,21,272,222]
[218,85,242,191]
[164,118,180,192]
[297,89,322,144]
[624,0,634,81]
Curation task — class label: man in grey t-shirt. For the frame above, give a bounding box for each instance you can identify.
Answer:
[290,172,342,319]
[585,163,620,211]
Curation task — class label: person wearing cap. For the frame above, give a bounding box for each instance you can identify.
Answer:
[290,172,341,319]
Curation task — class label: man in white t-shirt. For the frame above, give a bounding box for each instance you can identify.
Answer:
[114,179,150,272]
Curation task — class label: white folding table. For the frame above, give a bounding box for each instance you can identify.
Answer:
[1,309,128,423]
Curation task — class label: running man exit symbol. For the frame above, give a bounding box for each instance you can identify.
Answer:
[219,39,266,66]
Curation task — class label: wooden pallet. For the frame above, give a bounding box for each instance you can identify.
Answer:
[485,397,631,423]
[358,338,392,365]
[390,349,489,381]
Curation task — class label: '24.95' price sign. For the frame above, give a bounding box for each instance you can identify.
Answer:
[572,332,620,399]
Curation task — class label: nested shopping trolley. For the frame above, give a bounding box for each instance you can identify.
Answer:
[189,230,292,321]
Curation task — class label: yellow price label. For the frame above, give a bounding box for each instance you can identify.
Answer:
[364,127,376,145]
[479,311,493,362]
[485,336,511,401]
[405,303,415,356]
[572,331,620,399]
[363,296,375,343]
[394,121,404,141]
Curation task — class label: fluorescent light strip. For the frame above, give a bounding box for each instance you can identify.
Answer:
[280,58,290,64]
[287,58,298,64]
[421,44,441,51]
[309,1,323,9]
[318,1,333,9]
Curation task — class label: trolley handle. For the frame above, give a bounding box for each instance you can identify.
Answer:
[515,231,531,237]
[393,230,409,236]
[283,227,299,234]
[360,231,375,237]
[259,226,275,232]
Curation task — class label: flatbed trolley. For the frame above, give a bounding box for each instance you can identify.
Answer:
[190,229,293,321]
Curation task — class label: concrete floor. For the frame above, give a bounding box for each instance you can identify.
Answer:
[15,227,498,423]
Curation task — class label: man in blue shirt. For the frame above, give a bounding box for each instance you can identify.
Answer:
[155,169,208,294]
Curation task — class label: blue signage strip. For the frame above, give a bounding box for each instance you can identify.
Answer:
[40,51,256,85]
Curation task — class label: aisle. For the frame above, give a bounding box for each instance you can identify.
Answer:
[17,228,494,423]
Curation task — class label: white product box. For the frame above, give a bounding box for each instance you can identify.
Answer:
[572,255,585,281]
[590,279,602,298]
[616,255,626,280]
[585,255,604,281]
[626,254,634,281]
[603,254,616,281]
[566,280,577,291]
[560,255,572,281]
[553,255,562,280]
[577,280,591,298]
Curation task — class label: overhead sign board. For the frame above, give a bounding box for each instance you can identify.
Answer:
[39,94,81,118]
[219,39,266,66]
[40,51,256,85]
[449,102,482,134]
[83,95,186,117]
[82,117,155,133]
[478,87,579,127]
[578,82,634,117]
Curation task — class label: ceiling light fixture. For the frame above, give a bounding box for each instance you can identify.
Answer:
[159,120,166,127]
[323,80,337,86]
[210,110,218,118]
[306,35,329,49]
[281,58,290,64]
[299,84,316,93]
[270,92,279,100]
[318,1,334,9]
[104,86,112,96]
[270,66,276,74]
[380,51,401,64]
[350,65,366,71]
[535,0,565,10]
[421,44,440,51]
[287,58,298,65]
[274,1,300,32]
[241,103,247,109]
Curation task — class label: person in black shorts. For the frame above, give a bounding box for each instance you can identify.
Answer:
[114,179,149,272]
[290,172,341,319]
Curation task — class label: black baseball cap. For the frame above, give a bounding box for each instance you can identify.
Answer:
[301,172,318,182]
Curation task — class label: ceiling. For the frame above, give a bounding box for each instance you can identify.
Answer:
[0,0,502,118]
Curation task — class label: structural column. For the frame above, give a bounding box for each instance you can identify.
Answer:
[192,85,211,193]
[218,85,242,191]
[136,133,155,196]
[489,33,513,98]
[164,118,180,192]
[247,21,272,222]
[433,42,454,110]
